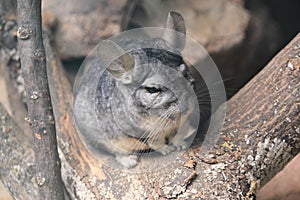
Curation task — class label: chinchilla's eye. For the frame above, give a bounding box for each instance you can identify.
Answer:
[144,86,162,94]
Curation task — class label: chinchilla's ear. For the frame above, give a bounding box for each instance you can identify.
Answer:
[97,40,135,84]
[163,11,186,51]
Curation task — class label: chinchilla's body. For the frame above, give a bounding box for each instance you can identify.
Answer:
[73,12,207,168]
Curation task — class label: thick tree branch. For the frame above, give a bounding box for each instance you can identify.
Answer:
[46,24,299,198]
[257,153,300,200]
[17,0,64,199]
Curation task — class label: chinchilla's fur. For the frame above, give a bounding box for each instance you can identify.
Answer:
[74,11,209,168]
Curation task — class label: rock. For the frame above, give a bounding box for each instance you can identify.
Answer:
[128,0,249,54]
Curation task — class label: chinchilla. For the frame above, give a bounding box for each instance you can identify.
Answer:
[73,11,210,168]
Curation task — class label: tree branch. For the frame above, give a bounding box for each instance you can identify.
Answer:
[257,153,300,200]
[47,29,300,199]
[17,0,64,199]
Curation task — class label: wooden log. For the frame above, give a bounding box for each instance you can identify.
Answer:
[46,24,300,199]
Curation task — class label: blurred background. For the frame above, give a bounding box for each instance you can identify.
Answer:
[41,0,300,98]
[0,0,299,199]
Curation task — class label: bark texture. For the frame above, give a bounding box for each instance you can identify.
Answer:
[17,0,64,199]
[257,153,300,200]
[0,103,38,199]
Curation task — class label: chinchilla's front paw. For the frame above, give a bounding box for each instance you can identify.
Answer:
[157,145,176,155]
[172,140,188,150]
[115,154,138,168]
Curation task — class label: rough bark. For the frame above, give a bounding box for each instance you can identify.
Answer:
[17,0,64,199]
[0,103,38,199]
[45,26,299,199]
[257,153,300,200]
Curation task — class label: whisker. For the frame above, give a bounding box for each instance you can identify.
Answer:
[142,115,175,159]
[129,107,177,153]
[143,108,174,138]
[142,107,176,142]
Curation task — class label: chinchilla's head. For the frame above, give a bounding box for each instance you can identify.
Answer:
[97,12,196,138]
